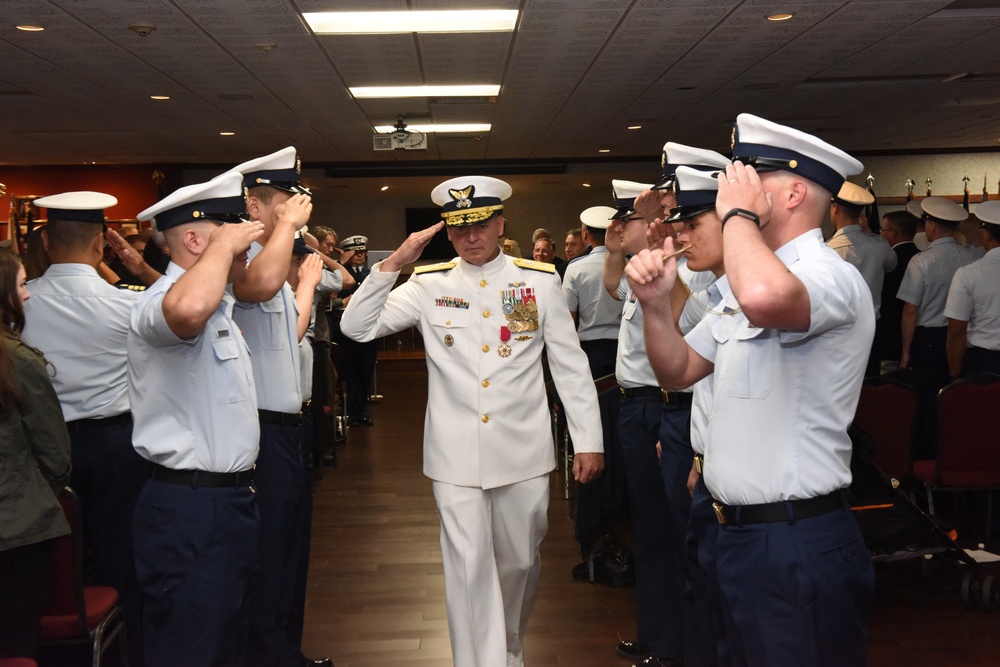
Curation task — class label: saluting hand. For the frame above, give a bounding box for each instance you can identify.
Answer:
[716,161,771,229]
[605,221,625,255]
[298,252,324,292]
[381,221,446,273]
[106,228,147,274]
[634,189,664,224]
[210,220,266,258]
[273,194,313,231]
[645,219,677,252]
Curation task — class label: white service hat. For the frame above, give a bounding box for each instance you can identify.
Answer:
[580,205,617,230]
[33,191,118,223]
[668,167,721,222]
[920,196,968,225]
[228,146,310,195]
[731,113,863,194]
[610,179,653,220]
[137,172,248,231]
[431,176,512,227]
[654,143,730,190]
[341,235,368,250]
[975,200,1000,227]
[905,199,924,218]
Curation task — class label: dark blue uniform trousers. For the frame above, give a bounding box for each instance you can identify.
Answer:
[67,418,150,664]
[133,479,259,667]
[248,422,310,667]
[289,412,317,662]
[618,396,688,659]
[684,475,730,667]
[716,503,874,667]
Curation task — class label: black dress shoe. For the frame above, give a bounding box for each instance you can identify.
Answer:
[303,658,333,667]
[616,640,648,659]
[635,657,683,667]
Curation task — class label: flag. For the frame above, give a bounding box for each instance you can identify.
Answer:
[866,175,880,234]
[926,178,932,197]
[867,186,880,234]
[906,178,915,202]
[984,174,990,203]
[963,175,970,212]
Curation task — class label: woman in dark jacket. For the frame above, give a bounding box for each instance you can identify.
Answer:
[0,247,72,659]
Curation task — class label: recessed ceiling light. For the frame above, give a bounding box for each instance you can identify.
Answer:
[351,85,500,98]
[16,25,44,31]
[150,95,170,100]
[373,123,490,133]
[582,183,591,188]
[303,10,518,34]
[219,131,236,136]
[767,13,795,21]
[598,149,611,153]
[380,186,389,191]
[627,125,642,130]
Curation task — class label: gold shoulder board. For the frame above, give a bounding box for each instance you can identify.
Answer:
[513,258,556,273]
[413,261,456,275]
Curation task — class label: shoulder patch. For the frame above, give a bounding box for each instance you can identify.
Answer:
[116,283,147,292]
[413,261,456,275]
[513,258,556,273]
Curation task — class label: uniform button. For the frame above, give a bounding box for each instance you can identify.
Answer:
[445,320,451,325]
[482,345,490,353]
[480,279,487,287]
[483,310,491,318]
[482,415,490,423]
[482,380,490,388]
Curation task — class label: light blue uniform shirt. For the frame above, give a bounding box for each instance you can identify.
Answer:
[897,237,984,327]
[127,263,258,472]
[562,246,622,341]
[614,260,702,390]
[233,242,302,413]
[827,225,897,318]
[944,247,1000,351]
[678,275,729,456]
[686,230,874,505]
[22,263,139,421]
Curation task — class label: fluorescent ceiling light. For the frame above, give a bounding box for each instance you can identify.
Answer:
[303,10,518,34]
[351,85,500,98]
[373,123,491,133]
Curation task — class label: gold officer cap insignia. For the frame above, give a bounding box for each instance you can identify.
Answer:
[449,185,475,209]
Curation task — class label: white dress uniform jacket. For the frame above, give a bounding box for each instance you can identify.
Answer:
[340,251,602,490]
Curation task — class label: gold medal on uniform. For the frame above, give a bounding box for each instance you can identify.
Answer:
[444,334,454,347]
[498,326,512,358]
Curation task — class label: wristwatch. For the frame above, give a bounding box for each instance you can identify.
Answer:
[721,208,760,228]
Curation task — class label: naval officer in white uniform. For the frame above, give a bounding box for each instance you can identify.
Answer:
[341,176,603,667]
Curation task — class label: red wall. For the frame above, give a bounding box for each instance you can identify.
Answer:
[1,165,160,239]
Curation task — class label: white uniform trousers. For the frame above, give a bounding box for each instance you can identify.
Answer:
[432,474,549,667]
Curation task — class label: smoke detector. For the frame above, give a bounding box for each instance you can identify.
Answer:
[128,23,157,36]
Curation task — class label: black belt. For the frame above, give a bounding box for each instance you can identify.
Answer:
[258,408,302,427]
[619,386,693,406]
[152,464,254,489]
[66,411,132,431]
[711,490,847,525]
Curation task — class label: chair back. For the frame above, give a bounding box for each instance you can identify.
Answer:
[43,487,89,637]
[937,373,1000,487]
[594,372,618,396]
[854,376,919,479]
